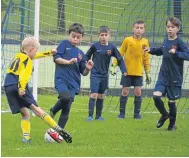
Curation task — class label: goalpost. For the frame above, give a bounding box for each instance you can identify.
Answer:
[1,0,189,114]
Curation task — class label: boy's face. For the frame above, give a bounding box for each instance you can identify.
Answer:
[69,32,83,46]
[166,21,179,39]
[99,32,110,45]
[27,46,38,59]
[132,23,145,36]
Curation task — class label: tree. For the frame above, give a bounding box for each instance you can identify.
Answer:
[57,0,65,32]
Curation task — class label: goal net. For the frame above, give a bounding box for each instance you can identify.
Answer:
[1,0,189,114]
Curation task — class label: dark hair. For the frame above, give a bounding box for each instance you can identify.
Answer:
[133,20,145,26]
[68,23,85,35]
[166,17,181,29]
[99,26,110,34]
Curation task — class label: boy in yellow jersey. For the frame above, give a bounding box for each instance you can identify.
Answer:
[111,20,151,119]
[4,36,72,143]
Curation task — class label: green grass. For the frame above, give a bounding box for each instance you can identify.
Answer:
[1,95,189,157]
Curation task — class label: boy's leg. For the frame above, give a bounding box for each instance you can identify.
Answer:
[134,95,142,119]
[50,91,71,118]
[119,95,128,117]
[88,97,96,118]
[30,105,72,143]
[118,76,131,118]
[20,108,31,143]
[133,77,143,119]
[95,78,107,120]
[88,77,99,119]
[168,101,177,131]
[58,98,73,128]
[50,100,62,118]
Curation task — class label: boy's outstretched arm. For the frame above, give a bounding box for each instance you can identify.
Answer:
[33,49,57,59]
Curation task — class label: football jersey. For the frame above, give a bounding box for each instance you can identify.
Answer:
[150,37,189,86]
[53,40,86,94]
[4,50,53,90]
[85,42,126,78]
[113,36,150,76]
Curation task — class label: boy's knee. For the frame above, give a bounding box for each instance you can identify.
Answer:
[153,95,161,101]
[59,92,71,103]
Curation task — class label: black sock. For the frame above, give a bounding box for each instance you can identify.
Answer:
[134,96,142,115]
[168,101,177,125]
[96,98,104,118]
[51,100,62,115]
[88,98,96,117]
[58,99,73,128]
[120,95,128,116]
[153,95,168,117]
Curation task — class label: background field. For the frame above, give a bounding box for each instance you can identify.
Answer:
[1,95,189,157]
[1,0,189,157]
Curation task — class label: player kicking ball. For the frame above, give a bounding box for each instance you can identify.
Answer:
[4,36,72,143]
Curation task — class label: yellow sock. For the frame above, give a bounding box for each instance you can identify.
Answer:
[41,113,61,131]
[21,117,31,140]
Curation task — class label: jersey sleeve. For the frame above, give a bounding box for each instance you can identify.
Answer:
[112,46,127,73]
[112,38,127,66]
[85,44,95,61]
[175,40,189,60]
[53,41,65,61]
[79,52,87,74]
[143,40,150,71]
[18,58,33,91]
[33,50,53,59]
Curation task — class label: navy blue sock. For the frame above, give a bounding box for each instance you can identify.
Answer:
[120,95,128,116]
[168,101,177,125]
[88,98,96,117]
[153,95,168,117]
[58,99,73,128]
[51,100,62,115]
[96,98,104,118]
[134,96,142,115]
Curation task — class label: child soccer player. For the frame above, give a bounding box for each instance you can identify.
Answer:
[4,36,72,143]
[85,26,127,121]
[144,17,189,130]
[111,20,151,119]
[49,23,94,127]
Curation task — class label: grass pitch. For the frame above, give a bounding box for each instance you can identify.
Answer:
[1,95,189,157]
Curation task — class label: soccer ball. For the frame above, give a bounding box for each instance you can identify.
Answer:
[44,128,63,143]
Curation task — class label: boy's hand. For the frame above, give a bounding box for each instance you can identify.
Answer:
[169,48,176,54]
[85,60,94,71]
[51,49,57,54]
[145,70,151,85]
[69,58,77,64]
[19,89,25,96]
[142,45,150,53]
[123,72,127,76]
[110,64,116,76]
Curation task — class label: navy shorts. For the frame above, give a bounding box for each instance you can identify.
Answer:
[55,82,76,99]
[4,84,37,114]
[120,75,143,87]
[90,76,108,94]
[154,81,182,100]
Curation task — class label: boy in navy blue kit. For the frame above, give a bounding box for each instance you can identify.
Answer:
[50,23,94,128]
[144,17,189,131]
[85,26,127,121]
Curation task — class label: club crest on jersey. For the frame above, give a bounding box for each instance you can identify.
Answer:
[78,53,82,60]
[171,45,177,49]
[107,50,112,55]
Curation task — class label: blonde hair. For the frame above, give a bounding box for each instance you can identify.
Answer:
[21,36,40,52]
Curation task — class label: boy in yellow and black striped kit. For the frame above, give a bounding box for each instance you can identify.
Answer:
[111,20,151,119]
[4,36,72,143]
